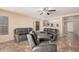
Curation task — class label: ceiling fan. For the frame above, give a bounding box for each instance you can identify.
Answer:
[39,7,56,15]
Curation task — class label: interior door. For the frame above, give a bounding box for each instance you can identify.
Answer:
[64,21,74,36]
[66,22,74,33]
[35,21,40,31]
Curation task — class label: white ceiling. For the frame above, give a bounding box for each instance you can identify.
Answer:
[0,7,79,20]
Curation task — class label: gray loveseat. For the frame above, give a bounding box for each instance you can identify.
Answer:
[14,28,32,43]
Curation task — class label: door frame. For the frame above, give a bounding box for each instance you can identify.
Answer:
[63,18,75,36]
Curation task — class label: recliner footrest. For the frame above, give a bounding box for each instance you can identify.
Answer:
[32,44,57,52]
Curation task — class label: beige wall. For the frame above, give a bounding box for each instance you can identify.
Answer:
[0,10,34,42]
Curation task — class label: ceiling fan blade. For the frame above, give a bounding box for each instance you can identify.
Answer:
[48,10,56,12]
[40,12,43,15]
[43,7,49,11]
[47,13,50,15]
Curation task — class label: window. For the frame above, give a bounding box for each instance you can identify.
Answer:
[0,16,8,35]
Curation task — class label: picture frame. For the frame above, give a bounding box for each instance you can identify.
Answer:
[56,24,59,27]
[51,23,53,27]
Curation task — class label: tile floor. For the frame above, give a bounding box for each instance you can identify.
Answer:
[0,33,78,52]
[57,33,79,52]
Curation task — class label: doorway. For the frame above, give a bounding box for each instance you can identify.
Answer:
[64,21,74,34]
[34,21,40,31]
[63,16,77,37]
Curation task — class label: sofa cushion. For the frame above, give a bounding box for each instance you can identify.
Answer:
[32,44,57,52]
